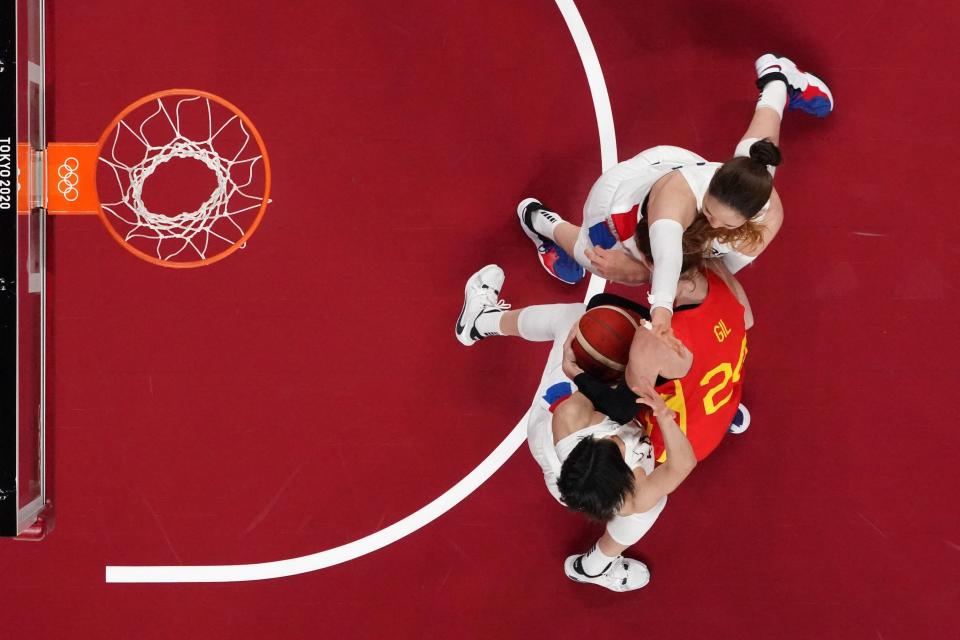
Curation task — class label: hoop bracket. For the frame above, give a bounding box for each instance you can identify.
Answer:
[16,142,99,215]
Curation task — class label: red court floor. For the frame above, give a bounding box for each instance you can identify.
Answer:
[2,1,958,638]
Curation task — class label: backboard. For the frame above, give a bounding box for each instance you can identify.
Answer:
[0,0,48,538]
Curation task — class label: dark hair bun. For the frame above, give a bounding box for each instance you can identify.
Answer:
[749,138,782,167]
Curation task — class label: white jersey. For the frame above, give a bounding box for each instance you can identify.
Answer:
[521,302,668,545]
[572,144,770,268]
[555,420,654,472]
[525,331,655,503]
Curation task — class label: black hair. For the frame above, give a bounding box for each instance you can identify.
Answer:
[557,437,635,521]
[706,138,782,218]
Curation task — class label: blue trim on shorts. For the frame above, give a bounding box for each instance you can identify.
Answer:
[543,381,573,412]
[587,222,617,250]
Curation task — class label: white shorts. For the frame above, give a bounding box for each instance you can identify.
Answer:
[524,303,587,504]
[573,146,711,269]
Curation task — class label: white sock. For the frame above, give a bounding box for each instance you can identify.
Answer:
[474,309,504,337]
[579,543,618,577]
[531,208,563,241]
[756,79,787,118]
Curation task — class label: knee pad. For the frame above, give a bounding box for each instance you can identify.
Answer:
[517,303,586,342]
[606,496,668,546]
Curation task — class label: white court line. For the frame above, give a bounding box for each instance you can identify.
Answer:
[554,0,618,172]
[106,0,616,583]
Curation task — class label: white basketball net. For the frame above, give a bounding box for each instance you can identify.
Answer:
[99,95,266,263]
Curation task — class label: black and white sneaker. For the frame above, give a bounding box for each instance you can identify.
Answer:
[455,264,510,346]
[517,197,585,285]
[727,403,751,434]
[563,553,650,592]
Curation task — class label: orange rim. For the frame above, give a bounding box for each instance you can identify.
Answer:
[93,89,272,269]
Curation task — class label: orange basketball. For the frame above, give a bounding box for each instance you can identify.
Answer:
[571,305,644,382]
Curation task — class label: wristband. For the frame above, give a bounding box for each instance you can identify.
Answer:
[574,373,641,425]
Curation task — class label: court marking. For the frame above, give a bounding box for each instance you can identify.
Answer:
[105,0,615,583]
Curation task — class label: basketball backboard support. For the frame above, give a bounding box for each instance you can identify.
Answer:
[1,0,49,539]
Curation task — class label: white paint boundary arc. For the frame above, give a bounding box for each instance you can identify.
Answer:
[105,0,615,583]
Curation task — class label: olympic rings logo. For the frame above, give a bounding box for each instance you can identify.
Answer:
[57,157,80,202]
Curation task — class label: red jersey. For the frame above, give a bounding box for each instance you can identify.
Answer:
[642,269,748,462]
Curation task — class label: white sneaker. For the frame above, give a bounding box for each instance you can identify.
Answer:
[755,52,834,117]
[564,553,650,592]
[455,265,510,346]
[728,403,751,434]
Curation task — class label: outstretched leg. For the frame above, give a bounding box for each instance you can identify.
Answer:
[736,53,835,159]
[518,198,650,285]
[501,303,585,342]
[457,266,661,592]
[742,103,784,148]
[455,264,587,346]
[563,498,666,592]
[552,390,666,592]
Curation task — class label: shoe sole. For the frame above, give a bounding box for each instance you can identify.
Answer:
[455,293,474,346]
[516,197,550,244]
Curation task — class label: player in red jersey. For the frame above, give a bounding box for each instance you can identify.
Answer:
[626,265,750,462]
[454,256,752,591]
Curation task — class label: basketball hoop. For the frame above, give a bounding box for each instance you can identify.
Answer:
[17,89,272,268]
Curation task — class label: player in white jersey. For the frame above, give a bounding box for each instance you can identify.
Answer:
[455,264,697,591]
[516,52,833,337]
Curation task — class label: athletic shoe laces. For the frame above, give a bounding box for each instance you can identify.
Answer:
[470,283,511,338]
[481,298,511,315]
[471,283,509,307]
[600,556,642,591]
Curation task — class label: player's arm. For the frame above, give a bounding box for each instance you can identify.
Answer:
[705,259,754,330]
[559,324,638,424]
[646,175,697,333]
[551,391,600,440]
[623,379,697,514]
[560,325,646,424]
[624,326,692,393]
[583,246,650,285]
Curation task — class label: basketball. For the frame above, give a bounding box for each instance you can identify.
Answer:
[571,305,644,382]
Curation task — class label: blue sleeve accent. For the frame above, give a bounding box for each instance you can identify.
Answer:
[587,222,617,250]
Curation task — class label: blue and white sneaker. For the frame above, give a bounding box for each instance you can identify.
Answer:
[517,198,585,285]
[755,53,834,117]
[728,403,751,435]
[455,265,511,346]
[564,553,650,592]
